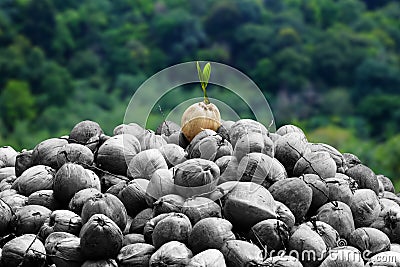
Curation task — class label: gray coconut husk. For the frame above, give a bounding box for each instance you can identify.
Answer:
[346,164,379,195]
[216,156,240,184]
[221,240,263,267]
[319,246,364,267]
[301,174,329,212]
[152,213,192,248]
[158,144,186,168]
[0,175,17,191]
[382,191,400,207]
[47,236,83,267]
[288,223,327,267]
[237,152,287,188]
[350,189,381,228]
[27,190,61,211]
[12,204,51,235]
[117,243,155,267]
[365,251,400,266]
[233,132,274,162]
[127,149,168,180]
[229,119,269,148]
[155,120,180,136]
[0,188,17,198]
[82,259,118,267]
[181,197,222,225]
[81,192,128,231]
[293,151,337,179]
[249,219,290,252]
[146,169,175,206]
[0,198,13,235]
[0,146,18,167]
[342,152,362,170]
[15,150,33,177]
[0,167,15,182]
[39,210,82,240]
[123,233,146,246]
[97,134,141,176]
[391,244,400,253]
[275,201,296,230]
[1,234,46,267]
[188,217,235,254]
[276,124,305,137]
[100,173,127,193]
[118,179,149,217]
[143,213,174,244]
[173,158,220,198]
[223,182,277,230]
[377,175,395,193]
[17,165,55,196]
[262,255,303,267]
[152,194,185,217]
[187,249,226,267]
[32,138,68,169]
[138,130,167,151]
[274,132,310,176]
[187,135,233,162]
[69,120,103,152]
[113,123,144,137]
[79,214,123,260]
[268,178,312,222]
[325,177,354,206]
[304,220,340,249]
[309,142,346,173]
[68,187,102,215]
[349,227,390,258]
[149,241,193,267]
[130,208,153,234]
[53,163,101,205]
[56,143,94,170]
[316,201,355,240]
[1,193,27,213]
[370,199,400,243]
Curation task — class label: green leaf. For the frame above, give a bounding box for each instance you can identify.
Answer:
[202,62,211,89]
[196,61,204,88]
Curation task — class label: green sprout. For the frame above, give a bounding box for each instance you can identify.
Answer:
[196,61,211,104]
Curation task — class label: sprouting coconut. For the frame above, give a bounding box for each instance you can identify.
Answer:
[181,62,221,142]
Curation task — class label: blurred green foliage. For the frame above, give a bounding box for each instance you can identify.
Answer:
[0,0,399,186]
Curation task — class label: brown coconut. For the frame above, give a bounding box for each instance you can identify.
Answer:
[181,101,221,142]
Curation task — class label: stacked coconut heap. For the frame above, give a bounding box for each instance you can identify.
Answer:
[0,118,399,267]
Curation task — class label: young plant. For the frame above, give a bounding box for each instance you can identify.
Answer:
[181,61,221,141]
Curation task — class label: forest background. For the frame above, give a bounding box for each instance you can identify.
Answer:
[0,0,399,187]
